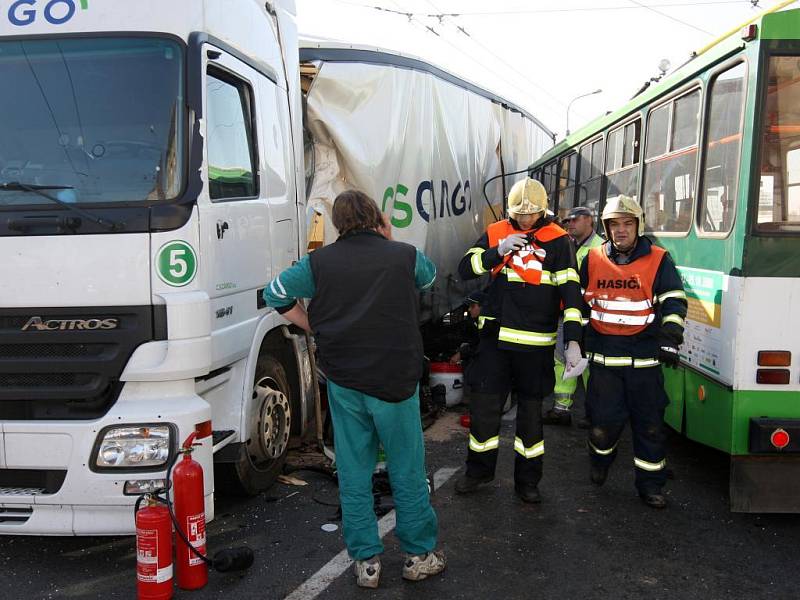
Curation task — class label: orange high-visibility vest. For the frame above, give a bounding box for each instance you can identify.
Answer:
[583,244,666,336]
[487,220,567,285]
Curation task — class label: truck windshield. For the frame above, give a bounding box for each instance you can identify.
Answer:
[0,37,184,206]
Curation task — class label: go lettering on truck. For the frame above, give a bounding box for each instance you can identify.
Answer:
[383,179,472,227]
[7,0,87,26]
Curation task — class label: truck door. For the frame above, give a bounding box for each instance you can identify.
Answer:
[197,45,272,365]
[257,75,297,273]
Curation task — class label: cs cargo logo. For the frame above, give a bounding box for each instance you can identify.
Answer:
[7,0,88,26]
[383,179,472,229]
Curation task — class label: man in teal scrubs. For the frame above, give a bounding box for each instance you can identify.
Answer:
[263,190,445,589]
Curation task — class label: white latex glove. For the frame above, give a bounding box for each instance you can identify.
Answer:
[498,233,528,256]
[565,341,582,370]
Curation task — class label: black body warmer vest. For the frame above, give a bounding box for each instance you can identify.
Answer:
[308,231,423,402]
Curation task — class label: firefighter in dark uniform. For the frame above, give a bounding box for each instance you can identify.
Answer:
[455,178,583,503]
[580,195,687,509]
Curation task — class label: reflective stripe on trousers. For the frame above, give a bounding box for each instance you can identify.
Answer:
[514,437,544,459]
[587,352,660,368]
[588,439,617,456]
[634,457,666,471]
[469,434,499,452]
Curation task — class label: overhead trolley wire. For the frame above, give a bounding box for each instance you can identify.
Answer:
[626,0,715,35]
[370,0,570,121]
[386,0,574,117]
[329,0,753,18]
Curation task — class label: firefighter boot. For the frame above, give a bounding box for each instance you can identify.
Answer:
[639,490,668,509]
[590,462,608,486]
[454,473,493,494]
[514,483,541,504]
[542,407,571,426]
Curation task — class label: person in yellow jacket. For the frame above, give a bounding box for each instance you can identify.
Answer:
[543,206,604,428]
[455,178,582,503]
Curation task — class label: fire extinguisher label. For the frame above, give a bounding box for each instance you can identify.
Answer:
[137,527,173,583]
[186,513,207,567]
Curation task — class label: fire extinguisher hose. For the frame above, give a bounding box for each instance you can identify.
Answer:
[135,446,255,574]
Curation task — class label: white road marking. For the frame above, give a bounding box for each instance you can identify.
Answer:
[283,466,459,600]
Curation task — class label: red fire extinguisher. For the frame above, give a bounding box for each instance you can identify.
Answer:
[173,431,209,590]
[136,496,174,600]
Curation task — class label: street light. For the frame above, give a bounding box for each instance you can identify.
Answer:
[565,88,602,137]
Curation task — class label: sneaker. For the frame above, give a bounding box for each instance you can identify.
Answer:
[354,556,381,588]
[454,474,493,494]
[542,408,571,426]
[402,550,446,581]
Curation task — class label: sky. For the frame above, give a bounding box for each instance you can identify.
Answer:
[296,0,792,140]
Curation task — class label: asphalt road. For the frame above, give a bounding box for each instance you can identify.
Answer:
[2,399,799,600]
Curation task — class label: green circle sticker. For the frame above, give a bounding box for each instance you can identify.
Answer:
[156,241,197,287]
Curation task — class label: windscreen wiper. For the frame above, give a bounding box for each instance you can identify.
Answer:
[0,181,124,231]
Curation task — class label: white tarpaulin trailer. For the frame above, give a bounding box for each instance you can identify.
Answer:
[300,42,555,319]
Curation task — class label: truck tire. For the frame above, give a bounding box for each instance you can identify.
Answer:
[217,355,292,496]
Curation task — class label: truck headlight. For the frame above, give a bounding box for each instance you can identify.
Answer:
[93,425,173,470]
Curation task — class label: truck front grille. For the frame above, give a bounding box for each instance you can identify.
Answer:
[0,306,166,420]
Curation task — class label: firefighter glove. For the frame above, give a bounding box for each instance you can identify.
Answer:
[565,341,582,370]
[498,233,528,256]
[659,345,680,369]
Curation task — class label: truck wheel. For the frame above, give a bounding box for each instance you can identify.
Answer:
[219,355,292,496]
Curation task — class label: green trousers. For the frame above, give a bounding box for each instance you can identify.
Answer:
[553,356,578,409]
[327,380,438,560]
[553,358,591,410]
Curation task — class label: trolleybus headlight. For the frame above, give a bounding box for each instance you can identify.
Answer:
[94,425,172,469]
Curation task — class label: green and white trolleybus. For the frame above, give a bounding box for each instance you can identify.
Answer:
[528,3,800,512]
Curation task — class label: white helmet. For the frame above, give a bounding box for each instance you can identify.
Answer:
[507,178,547,215]
[601,195,645,237]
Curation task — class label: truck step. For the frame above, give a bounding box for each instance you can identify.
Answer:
[212,429,237,453]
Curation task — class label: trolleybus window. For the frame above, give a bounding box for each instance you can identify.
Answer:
[756,56,800,233]
[578,137,603,215]
[0,38,184,205]
[643,89,700,233]
[557,152,577,218]
[699,62,746,235]
[206,69,258,200]
[542,160,558,206]
[605,119,640,203]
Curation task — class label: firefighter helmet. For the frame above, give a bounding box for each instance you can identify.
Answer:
[601,194,645,237]
[507,178,547,215]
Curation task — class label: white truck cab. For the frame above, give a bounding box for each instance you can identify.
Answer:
[0,0,313,534]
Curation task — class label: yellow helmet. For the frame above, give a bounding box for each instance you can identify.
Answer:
[601,194,645,236]
[507,178,547,215]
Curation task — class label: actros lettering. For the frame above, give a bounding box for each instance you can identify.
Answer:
[22,316,119,331]
[8,0,88,27]
[596,278,641,290]
[383,180,471,228]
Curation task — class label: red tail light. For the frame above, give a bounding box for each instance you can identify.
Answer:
[771,428,790,450]
[756,369,790,385]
